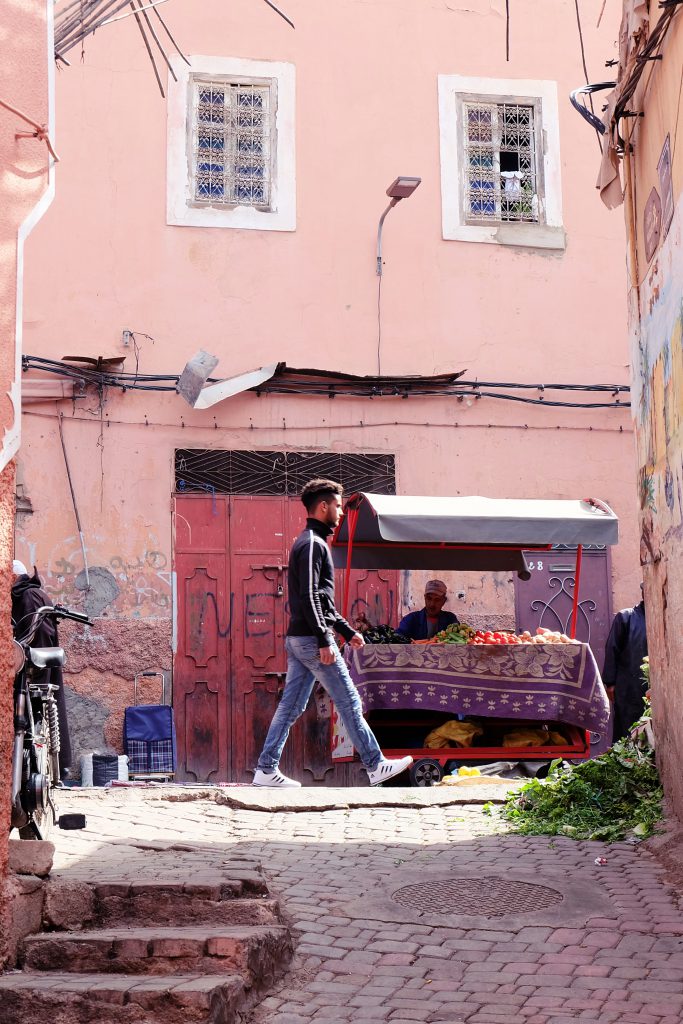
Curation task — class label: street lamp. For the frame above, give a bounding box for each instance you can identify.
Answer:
[376,176,421,276]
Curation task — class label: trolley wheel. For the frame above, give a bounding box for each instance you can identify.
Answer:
[409,758,444,787]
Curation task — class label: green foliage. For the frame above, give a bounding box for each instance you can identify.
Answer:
[497,706,662,842]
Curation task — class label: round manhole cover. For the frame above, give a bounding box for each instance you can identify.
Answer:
[391,876,563,917]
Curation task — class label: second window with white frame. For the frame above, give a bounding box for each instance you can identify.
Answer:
[438,75,564,250]
[463,99,540,225]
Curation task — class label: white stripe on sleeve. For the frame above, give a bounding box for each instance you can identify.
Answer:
[308,530,327,633]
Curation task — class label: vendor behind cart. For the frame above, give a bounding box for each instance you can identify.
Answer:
[397,580,459,640]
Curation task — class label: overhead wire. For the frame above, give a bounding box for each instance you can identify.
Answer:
[573,0,603,153]
[21,355,631,409]
[23,409,631,435]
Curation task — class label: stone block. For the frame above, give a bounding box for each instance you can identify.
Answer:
[112,936,151,959]
[2,874,45,966]
[151,935,203,958]
[8,839,55,878]
[43,879,95,929]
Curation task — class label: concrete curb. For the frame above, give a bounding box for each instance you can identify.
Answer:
[58,783,524,814]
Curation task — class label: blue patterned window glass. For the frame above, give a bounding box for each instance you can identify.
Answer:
[464,102,539,224]
[193,80,272,207]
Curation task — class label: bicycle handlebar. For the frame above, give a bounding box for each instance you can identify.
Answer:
[53,604,93,625]
[16,604,93,644]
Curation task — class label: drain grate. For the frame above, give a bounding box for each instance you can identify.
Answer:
[391,876,563,917]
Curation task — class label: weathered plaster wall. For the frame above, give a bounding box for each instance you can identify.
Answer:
[621,14,683,817]
[59,618,172,771]
[634,204,683,812]
[0,0,53,965]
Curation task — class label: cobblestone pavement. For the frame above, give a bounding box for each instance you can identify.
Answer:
[51,790,683,1024]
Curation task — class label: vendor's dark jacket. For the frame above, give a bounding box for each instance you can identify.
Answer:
[602,600,647,742]
[11,571,72,774]
[287,518,356,649]
[397,609,459,640]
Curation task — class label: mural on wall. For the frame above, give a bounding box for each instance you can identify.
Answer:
[632,191,683,565]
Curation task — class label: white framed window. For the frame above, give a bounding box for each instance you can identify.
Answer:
[438,75,565,250]
[167,56,296,231]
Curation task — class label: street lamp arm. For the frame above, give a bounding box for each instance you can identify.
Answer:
[376,197,400,276]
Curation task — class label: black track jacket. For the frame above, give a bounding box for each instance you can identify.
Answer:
[286,518,356,649]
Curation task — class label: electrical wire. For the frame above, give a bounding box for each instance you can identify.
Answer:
[23,409,630,434]
[21,355,631,409]
[573,0,603,153]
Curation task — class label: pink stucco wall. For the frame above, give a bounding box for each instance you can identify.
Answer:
[15,1,640,761]
[23,0,629,384]
[0,0,53,965]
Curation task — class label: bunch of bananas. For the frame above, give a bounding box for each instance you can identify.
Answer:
[433,622,475,645]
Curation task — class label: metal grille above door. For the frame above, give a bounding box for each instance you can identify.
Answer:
[175,450,396,496]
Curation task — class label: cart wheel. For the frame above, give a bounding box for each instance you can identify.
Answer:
[409,758,444,787]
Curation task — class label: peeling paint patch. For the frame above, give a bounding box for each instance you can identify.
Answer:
[75,566,120,617]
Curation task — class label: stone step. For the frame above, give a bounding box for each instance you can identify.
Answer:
[44,878,281,932]
[95,871,268,899]
[23,924,293,982]
[96,891,282,927]
[0,970,247,1024]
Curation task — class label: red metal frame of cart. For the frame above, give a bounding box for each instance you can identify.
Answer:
[330,492,619,768]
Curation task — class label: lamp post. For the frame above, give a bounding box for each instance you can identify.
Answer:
[376,176,421,276]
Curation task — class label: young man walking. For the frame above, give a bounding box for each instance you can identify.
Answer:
[253,479,413,788]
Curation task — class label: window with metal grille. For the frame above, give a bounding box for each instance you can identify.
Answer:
[192,78,273,208]
[175,451,396,497]
[464,100,539,224]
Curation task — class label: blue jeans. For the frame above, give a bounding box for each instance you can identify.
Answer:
[257,636,383,773]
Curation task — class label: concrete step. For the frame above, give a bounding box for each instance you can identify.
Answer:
[93,884,282,927]
[23,924,293,982]
[0,970,247,1024]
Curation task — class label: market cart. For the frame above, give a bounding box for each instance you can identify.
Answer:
[331,493,618,785]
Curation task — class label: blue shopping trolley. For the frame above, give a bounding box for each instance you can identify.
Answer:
[124,671,176,780]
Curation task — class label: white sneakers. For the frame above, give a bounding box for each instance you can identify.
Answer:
[253,756,413,788]
[252,769,302,788]
[367,756,414,786]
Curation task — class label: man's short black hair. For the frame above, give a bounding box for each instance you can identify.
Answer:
[301,478,343,513]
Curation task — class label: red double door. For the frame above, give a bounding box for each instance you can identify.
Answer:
[174,495,397,784]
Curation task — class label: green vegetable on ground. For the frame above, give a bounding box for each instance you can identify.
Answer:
[494,702,662,842]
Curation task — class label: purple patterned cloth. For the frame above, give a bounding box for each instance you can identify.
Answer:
[346,642,612,756]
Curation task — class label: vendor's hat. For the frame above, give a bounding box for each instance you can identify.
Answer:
[12,559,28,576]
[424,579,447,597]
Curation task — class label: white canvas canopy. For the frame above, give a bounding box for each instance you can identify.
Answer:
[331,493,618,575]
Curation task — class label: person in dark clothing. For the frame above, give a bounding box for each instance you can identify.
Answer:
[253,479,413,788]
[397,580,459,640]
[11,561,72,778]
[603,591,648,743]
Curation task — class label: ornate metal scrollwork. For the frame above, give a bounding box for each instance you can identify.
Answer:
[530,575,597,639]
